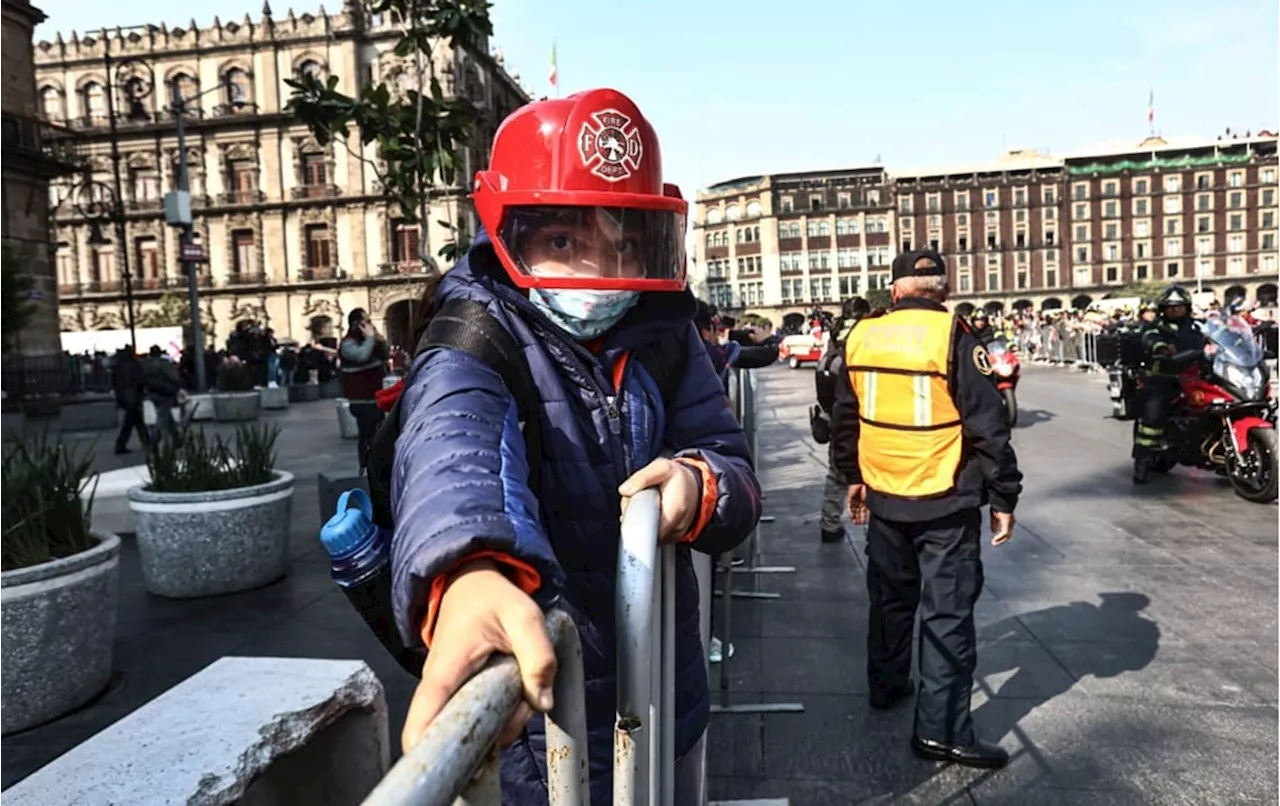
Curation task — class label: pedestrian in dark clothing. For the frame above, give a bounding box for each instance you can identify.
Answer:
[831,250,1023,770]
[813,296,869,543]
[112,348,148,454]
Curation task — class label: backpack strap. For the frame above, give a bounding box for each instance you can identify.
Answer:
[366,298,542,529]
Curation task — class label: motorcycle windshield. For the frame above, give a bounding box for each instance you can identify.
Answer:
[987,339,1010,357]
[1203,316,1264,366]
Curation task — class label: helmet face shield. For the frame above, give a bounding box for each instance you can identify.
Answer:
[496,205,686,291]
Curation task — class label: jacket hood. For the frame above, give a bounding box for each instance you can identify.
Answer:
[438,228,696,349]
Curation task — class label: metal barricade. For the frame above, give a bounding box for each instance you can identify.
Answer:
[615,488,676,806]
[362,610,589,806]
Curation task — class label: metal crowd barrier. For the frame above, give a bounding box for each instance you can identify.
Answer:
[710,368,804,719]
[364,490,675,806]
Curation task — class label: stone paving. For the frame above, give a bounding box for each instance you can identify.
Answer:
[2,366,1277,806]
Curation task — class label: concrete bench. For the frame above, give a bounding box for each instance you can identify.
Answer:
[3,657,389,806]
[57,398,118,432]
[318,469,369,524]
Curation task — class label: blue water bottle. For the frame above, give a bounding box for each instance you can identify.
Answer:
[320,489,424,675]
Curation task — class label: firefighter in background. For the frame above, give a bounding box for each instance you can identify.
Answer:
[831,249,1022,769]
[1133,285,1206,484]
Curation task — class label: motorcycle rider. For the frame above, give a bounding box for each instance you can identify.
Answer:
[970,310,995,345]
[1133,285,1207,483]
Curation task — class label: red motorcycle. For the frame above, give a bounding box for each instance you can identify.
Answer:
[1141,315,1277,503]
[988,338,1021,427]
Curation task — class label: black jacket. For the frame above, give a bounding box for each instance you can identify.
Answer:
[831,297,1023,521]
[1142,317,1205,377]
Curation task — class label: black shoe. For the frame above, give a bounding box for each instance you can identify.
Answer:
[820,527,843,544]
[910,735,1009,769]
[114,447,131,455]
[869,686,910,711]
[1132,457,1151,485]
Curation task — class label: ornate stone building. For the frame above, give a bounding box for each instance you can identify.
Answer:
[3,0,82,358]
[693,133,1279,323]
[36,3,530,349]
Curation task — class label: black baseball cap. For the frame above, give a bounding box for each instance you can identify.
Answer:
[890,249,947,281]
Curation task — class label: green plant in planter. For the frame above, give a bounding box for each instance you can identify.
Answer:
[146,423,280,493]
[216,361,256,393]
[1,433,98,571]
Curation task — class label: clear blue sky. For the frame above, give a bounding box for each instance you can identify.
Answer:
[35,0,1277,198]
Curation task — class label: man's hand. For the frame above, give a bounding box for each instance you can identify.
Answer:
[990,510,1015,546]
[402,559,555,753]
[619,458,700,544]
[846,484,868,525]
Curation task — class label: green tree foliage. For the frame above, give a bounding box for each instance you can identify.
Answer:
[138,289,189,328]
[1,246,37,354]
[865,288,893,311]
[286,0,493,264]
[1118,281,1168,304]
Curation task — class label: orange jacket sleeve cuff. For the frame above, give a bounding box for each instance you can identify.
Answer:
[419,550,542,649]
[674,457,718,544]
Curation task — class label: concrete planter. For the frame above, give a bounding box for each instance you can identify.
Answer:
[127,471,294,598]
[212,391,261,422]
[186,393,215,421]
[288,383,320,403]
[335,399,359,439]
[318,378,341,399]
[258,385,289,411]
[1,532,121,735]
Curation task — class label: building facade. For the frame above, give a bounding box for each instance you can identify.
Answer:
[692,134,1279,323]
[3,0,83,358]
[36,3,529,350]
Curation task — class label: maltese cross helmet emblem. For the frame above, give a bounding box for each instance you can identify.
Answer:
[578,108,644,182]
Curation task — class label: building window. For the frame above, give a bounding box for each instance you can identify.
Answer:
[1134,178,1148,194]
[1229,191,1243,209]
[1228,171,1243,188]
[1228,234,1244,253]
[135,237,159,284]
[958,272,971,292]
[1043,187,1056,205]
[900,197,913,214]
[90,243,115,284]
[1105,265,1119,283]
[955,192,969,210]
[1196,174,1211,190]
[1229,213,1243,231]
[1074,224,1087,241]
[1013,188,1027,206]
[1264,233,1276,251]
[391,220,420,263]
[1135,263,1149,280]
[1163,196,1181,214]
[1045,207,1056,221]
[1106,244,1119,261]
[1263,168,1276,184]
[1075,246,1089,263]
[1167,262,1180,278]
[1103,200,1118,218]
[224,68,250,106]
[1136,242,1147,258]
[56,244,75,287]
[818,221,830,237]
[958,236,968,251]
[131,167,160,201]
[1166,218,1180,235]
[1196,236,1212,256]
[305,224,332,269]
[1015,209,1026,223]
[706,208,723,225]
[1196,216,1211,234]
[1104,223,1118,240]
[301,153,328,195]
[746,200,761,218]
[1103,181,1117,196]
[1135,220,1149,238]
[1264,254,1277,275]
[81,82,107,124]
[1134,199,1148,216]
[985,190,998,208]
[1164,238,1181,257]
[1045,267,1057,287]
[1073,203,1088,220]
[780,196,793,213]
[1015,231,1026,248]
[1264,211,1276,229]
[837,192,850,209]
[228,159,256,202]
[1228,256,1244,275]
[40,86,63,121]
[232,230,256,277]
[1164,175,1181,193]
[809,195,823,212]
[1196,258,1212,278]
[986,268,999,291]
[1045,229,1056,245]
[1073,183,1088,200]
[1262,189,1276,207]
[1196,194,1211,212]
[726,204,741,221]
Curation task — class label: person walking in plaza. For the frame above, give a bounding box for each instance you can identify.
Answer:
[813,295,869,543]
[830,249,1023,769]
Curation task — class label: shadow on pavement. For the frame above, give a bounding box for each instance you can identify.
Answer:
[1012,408,1056,429]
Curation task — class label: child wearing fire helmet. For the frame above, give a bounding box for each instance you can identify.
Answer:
[390,88,762,803]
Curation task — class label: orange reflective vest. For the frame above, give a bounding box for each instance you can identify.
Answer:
[844,308,963,498]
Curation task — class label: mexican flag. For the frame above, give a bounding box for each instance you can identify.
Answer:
[549,43,558,90]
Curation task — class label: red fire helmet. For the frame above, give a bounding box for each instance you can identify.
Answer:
[472,88,688,292]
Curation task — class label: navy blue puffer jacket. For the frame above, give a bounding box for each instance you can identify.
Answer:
[389,233,762,804]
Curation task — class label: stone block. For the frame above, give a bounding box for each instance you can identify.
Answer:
[288,383,320,403]
[318,469,368,524]
[84,463,151,535]
[335,399,359,439]
[259,385,289,410]
[187,393,215,421]
[2,656,390,806]
[57,398,118,432]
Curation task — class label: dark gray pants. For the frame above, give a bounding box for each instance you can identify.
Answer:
[865,509,984,746]
[819,444,847,534]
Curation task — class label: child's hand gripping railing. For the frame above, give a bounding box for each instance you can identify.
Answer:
[360,609,590,806]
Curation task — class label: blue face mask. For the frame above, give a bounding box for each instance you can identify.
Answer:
[530,288,641,341]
